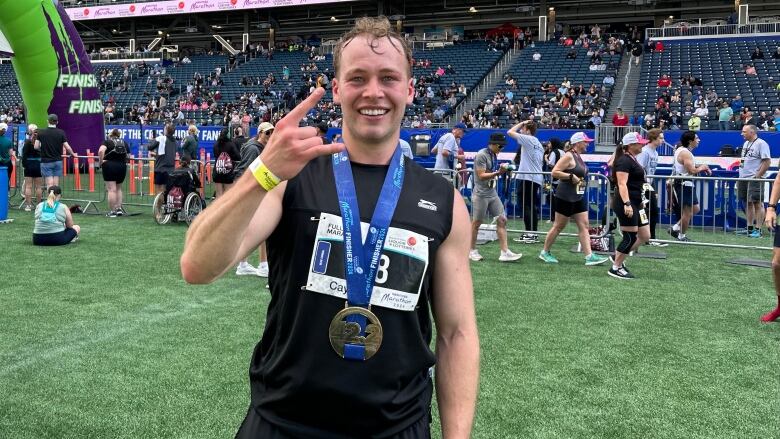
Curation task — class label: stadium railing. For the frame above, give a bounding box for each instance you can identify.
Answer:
[646,22,780,40]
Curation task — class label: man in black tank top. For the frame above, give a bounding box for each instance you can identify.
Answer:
[181,17,479,438]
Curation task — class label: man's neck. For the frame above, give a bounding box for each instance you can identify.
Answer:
[342,132,399,165]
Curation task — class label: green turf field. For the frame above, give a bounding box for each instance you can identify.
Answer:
[1,207,778,438]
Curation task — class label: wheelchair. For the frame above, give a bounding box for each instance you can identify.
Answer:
[152,168,204,226]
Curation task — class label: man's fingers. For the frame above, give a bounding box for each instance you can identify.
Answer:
[294,126,319,140]
[302,142,346,161]
[279,88,325,128]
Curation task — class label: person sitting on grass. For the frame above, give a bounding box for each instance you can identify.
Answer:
[33,185,80,246]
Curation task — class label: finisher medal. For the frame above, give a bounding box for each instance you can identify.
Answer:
[329,146,405,361]
[328,306,384,360]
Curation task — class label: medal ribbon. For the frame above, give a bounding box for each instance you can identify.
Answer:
[332,146,404,360]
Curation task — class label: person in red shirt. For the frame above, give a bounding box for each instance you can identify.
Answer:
[654,40,664,52]
[657,74,672,87]
[612,108,629,142]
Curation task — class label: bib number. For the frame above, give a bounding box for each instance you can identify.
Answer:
[576,178,586,195]
[306,213,429,312]
[639,208,649,225]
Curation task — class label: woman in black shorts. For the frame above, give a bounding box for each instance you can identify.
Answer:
[539,132,609,266]
[22,124,43,212]
[212,127,241,198]
[609,132,651,279]
[98,129,129,217]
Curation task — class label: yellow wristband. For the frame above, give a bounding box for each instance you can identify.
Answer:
[249,157,281,191]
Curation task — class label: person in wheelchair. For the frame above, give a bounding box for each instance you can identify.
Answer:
[154,156,204,225]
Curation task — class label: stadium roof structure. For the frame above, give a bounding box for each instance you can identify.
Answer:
[67,0,780,48]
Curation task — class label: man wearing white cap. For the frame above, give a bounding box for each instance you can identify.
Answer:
[232,121,275,277]
[539,132,609,266]
[609,132,652,279]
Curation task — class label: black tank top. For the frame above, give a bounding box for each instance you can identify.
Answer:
[555,151,588,202]
[253,155,454,437]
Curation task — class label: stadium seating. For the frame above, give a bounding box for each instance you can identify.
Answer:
[0,41,504,126]
[635,37,780,130]
[461,41,621,128]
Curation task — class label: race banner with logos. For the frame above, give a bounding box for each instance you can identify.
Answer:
[66,0,355,21]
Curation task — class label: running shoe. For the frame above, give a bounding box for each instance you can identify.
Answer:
[677,236,693,242]
[748,230,762,238]
[609,256,627,270]
[106,210,117,218]
[608,266,634,279]
[585,253,609,266]
[667,228,679,239]
[538,251,559,264]
[23,205,31,212]
[499,250,522,262]
[469,250,483,262]
[236,262,259,276]
[648,241,669,247]
[522,233,539,244]
[256,265,269,277]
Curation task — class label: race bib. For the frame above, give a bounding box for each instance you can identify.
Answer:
[576,178,586,195]
[639,208,649,225]
[305,212,429,312]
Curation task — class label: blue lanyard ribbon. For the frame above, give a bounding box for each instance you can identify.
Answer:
[332,146,405,360]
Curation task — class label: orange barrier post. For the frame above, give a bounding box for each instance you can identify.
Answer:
[129,156,136,194]
[199,153,206,198]
[9,155,16,188]
[206,153,212,184]
[88,150,96,192]
[73,154,82,191]
[149,154,155,195]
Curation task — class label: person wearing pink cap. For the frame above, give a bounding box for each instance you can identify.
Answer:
[539,132,609,266]
[608,132,652,279]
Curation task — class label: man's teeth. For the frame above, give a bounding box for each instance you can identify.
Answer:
[360,109,388,116]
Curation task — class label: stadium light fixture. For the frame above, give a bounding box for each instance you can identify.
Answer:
[330,16,338,21]
[468,6,478,13]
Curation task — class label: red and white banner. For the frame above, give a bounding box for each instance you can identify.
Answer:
[66,0,353,21]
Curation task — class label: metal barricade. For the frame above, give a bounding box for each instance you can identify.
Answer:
[444,168,613,242]
[120,157,213,210]
[595,124,640,148]
[650,173,775,251]
[9,154,214,214]
[53,154,107,213]
[504,170,612,241]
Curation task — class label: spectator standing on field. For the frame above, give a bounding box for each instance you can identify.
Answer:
[98,129,129,217]
[508,119,544,243]
[737,125,771,238]
[232,121,275,277]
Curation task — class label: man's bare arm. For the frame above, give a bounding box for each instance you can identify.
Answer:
[432,190,480,439]
[181,88,344,284]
